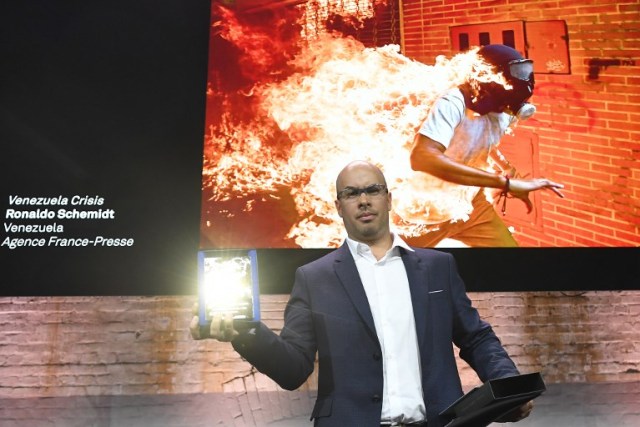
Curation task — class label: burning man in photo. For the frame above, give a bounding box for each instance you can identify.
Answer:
[406,44,565,247]
[200,4,566,249]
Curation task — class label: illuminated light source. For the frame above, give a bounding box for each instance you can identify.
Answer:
[198,249,260,327]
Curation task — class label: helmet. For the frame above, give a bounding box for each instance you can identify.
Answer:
[478,44,534,84]
[461,44,536,119]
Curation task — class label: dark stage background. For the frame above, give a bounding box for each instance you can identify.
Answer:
[0,0,210,295]
[0,1,637,296]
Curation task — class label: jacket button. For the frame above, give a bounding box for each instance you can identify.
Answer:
[373,353,381,361]
[372,394,381,403]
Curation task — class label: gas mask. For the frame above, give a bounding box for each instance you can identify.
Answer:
[503,58,536,120]
[514,103,536,120]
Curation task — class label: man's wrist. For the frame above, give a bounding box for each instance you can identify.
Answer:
[495,173,510,193]
[502,173,511,194]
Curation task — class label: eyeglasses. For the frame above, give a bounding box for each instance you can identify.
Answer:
[337,183,388,201]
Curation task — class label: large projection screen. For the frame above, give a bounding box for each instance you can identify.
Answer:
[197,1,638,293]
[0,0,637,295]
[200,2,640,250]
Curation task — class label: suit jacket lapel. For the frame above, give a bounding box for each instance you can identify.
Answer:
[401,248,429,351]
[333,244,379,345]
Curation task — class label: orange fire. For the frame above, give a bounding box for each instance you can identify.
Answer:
[202,0,508,248]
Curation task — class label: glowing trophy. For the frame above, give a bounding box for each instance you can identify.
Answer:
[198,249,260,330]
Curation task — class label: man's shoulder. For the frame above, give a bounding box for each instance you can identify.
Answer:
[407,246,454,261]
[441,87,465,101]
[436,88,466,110]
[299,245,347,270]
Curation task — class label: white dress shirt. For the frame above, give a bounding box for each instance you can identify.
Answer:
[346,234,426,424]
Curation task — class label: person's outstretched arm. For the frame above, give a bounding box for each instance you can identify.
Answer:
[410,133,564,213]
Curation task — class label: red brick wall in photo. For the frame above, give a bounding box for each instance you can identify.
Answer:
[401,0,640,246]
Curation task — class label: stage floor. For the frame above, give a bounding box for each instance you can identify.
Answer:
[1,381,638,426]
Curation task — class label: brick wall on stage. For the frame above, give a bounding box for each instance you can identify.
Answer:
[1,293,639,424]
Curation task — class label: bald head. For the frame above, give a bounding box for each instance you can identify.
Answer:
[334,160,392,248]
[335,160,387,195]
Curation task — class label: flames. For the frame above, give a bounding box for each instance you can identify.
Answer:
[201,0,507,248]
[299,0,386,38]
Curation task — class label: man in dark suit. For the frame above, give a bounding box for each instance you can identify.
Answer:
[192,160,533,426]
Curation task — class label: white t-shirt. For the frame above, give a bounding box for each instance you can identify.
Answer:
[418,89,467,149]
[394,89,514,224]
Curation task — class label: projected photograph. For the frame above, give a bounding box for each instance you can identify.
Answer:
[199,0,639,249]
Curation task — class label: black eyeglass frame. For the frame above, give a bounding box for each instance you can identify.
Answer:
[336,183,388,200]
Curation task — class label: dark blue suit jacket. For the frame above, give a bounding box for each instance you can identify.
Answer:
[233,244,519,427]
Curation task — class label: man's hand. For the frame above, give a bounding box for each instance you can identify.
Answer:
[507,177,565,213]
[189,304,239,342]
[495,400,534,423]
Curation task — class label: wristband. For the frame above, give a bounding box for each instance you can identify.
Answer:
[503,174,510,194]
[498,173,511,216]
